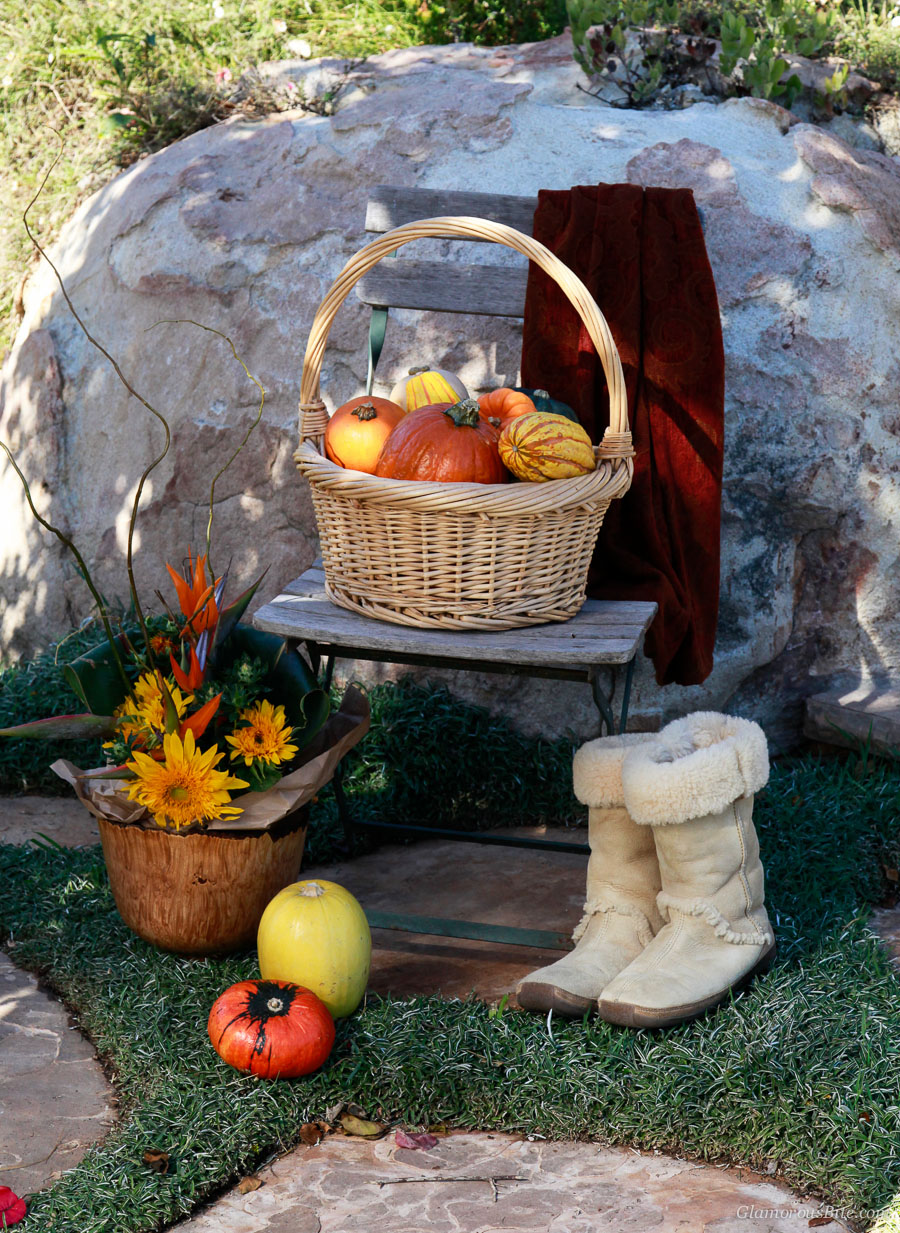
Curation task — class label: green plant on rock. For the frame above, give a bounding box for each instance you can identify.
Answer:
[719,9,804,104]
[567,0,679,105]
[815,60,851,113]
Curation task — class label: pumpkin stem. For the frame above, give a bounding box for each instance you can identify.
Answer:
[534,389,550,400]
[300,882,326,898]
[443,398,482,429]
[351,403,378,422]
[267,996,285,1014]
[407,366,430,376]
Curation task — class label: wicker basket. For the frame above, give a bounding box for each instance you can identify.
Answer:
[294,216,633,630]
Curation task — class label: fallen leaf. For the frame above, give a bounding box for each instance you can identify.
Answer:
[395,1129,439,1151]
[237,1176,263,1194]
[858,1110,873,1122]
[808,1219,833,1227]
[885,867,899,882]
[340,1113,388,1139]
[324,1101,346,1123]
[299,1123,324,1146]
[142,1149,170,1174]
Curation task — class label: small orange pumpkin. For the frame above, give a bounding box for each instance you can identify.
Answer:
[478,387,536,424]
[325,396,406,473]
[375,398,507,485]
[208,979,335,1079]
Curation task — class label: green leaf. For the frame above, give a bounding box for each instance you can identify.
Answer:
[0,713,116,741]
[223,624,285,675]
[209,570,268,660]
[99,111,134,136]
[225,625,330,746]
[63,637,132,715]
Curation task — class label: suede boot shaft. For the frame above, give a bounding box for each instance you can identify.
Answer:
[597,713,774,1029]
[517,733,663,1017]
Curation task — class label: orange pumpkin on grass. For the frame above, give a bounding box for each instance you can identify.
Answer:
[208,979,335,1079]
[324,396,406,474]
[375,398,508,485]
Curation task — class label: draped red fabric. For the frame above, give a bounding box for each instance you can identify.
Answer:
[520,184,724,687]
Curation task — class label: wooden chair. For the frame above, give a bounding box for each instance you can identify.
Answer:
[356,185,538,391]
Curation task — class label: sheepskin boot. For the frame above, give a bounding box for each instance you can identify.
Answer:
[596,713,775,1029]
[516,733,665,1017]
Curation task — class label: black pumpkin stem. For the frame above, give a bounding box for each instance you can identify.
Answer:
[352,403,378,422]
[246,980,297,1020]
[443,398,482,428]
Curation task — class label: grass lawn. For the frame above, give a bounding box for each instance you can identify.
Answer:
[3,688,900,1230]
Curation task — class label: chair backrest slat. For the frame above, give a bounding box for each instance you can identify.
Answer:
[365,186,538,240]
[357,258,528,318]
[359,187,537,321]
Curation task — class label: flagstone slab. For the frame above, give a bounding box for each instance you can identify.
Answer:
[167,1130,849,1233]
[0,795,99,847]
[0,951,115,1197]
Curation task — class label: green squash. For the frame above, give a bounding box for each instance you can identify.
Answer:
[513,388,580,424]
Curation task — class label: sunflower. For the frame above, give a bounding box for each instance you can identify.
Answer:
[226,699,298,768]
[125,728,249,830]
[111,672,193,745]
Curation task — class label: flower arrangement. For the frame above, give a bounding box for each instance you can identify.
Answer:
[73,547,332,832]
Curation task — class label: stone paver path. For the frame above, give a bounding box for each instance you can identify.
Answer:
[168,1131,847,1233]
[0,952,115,1195]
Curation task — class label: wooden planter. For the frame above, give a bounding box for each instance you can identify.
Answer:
[97,809,309,956]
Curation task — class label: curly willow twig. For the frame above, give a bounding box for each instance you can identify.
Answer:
[22,133,167,668]
[0,442,133,700]
[145,320,266,576]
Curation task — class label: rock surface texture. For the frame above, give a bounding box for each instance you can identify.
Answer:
[3,35,900,744]
[167,1131,847,1233]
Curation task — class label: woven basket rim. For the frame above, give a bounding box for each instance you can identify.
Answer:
[295,439,631,513]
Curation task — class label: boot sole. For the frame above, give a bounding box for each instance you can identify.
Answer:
[516,981,595,1018]
[596,942,777,1030]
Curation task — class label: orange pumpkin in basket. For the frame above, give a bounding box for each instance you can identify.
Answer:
[478,387,537,425]
[374,398,508,485]
[325,396,406,474]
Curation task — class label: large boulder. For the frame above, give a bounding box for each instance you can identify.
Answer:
[3,34,900,745]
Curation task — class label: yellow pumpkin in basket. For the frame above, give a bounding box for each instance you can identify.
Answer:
[498,411,596,482]
[389,367,468,413]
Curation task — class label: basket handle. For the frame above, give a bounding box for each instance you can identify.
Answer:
[298,216,631,459]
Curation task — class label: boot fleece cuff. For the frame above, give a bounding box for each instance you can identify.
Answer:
[573,732,658,808]
[621,712,769,826]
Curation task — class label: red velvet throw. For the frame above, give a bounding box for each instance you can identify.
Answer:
[521,184,724,687]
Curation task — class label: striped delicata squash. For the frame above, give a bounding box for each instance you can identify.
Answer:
[498,411,596,482]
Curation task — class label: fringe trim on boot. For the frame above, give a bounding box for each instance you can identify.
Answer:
[658,892,773,947]
[573,897,656,949]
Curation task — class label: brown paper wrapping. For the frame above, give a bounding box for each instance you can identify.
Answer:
[51,685,369,836]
